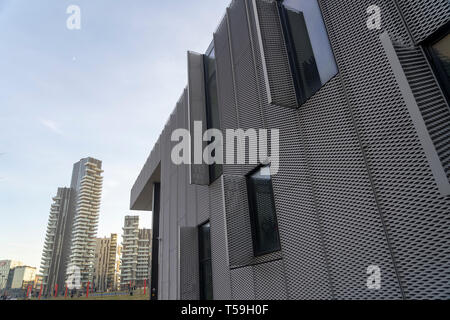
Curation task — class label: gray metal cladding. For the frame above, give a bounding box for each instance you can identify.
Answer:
[396,0,450,44]
[213,13,244,177]
[393,40,450,185]
[298,75,403,299]
[230,266,255,300]
[252,0,298,109]
[209,177,232,300]
[227,0,266,176]
[247,0,333,300]
[320,0,450,299]
[253,260,287,300]
[131,0,450,300]
[180,227,200,300]
[187,51,210,186]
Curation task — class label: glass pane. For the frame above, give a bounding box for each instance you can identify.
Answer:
[431,34,450,83]
[199,223,211,261]
[201,260,213,300]
[281,0,338,104]
[248,167,280,255]
[204,48,223,183]
[198,222,213,300]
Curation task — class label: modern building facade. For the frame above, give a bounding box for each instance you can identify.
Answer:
[130,0,450,300]
[39,187,74,295]
[120,216,151,289]
[68,158,104,289]
[0,260,23,290]
[9,266,36,289]
[93,234,120,292]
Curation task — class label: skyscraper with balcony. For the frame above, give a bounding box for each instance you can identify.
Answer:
[120,216,151,289]
[120,216,139,289]
[67,157,104,289]
[39,187,74,295]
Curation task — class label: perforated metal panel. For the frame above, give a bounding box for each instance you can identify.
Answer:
[131,0,450,301]
[230,266,255,300]
[248,0,333,300]
[396,0,450,44]
[393,40,450,184]
[209,177,232,300]
[253,260,287,300]
[188,51,210,185]
[298,75,403,299]
[252,0,298,109]
[320,0,450,299]
[180,227,200,300]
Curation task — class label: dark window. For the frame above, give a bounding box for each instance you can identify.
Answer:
[198,222,213,300]
[425,24,450,106]
[204,45,223,183]
[247,166,281,256]
[278,0,338,105]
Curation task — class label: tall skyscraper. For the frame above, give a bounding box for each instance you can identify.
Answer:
[68,158,103,288]
[39,187,74,295]
[38,157,103,294]
[120,216,151,289]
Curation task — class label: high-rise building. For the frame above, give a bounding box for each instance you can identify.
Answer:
[38,157,103,294]
[120,216,139,289]
[93,237,110,292]
[68,158,103,289]
[0,260,23,290]
[93,233,120,292]
[137,229,152,286]
[39,187,74,295]
[130,0,450,300]
[120,216,151,289]
[107,234,120,291]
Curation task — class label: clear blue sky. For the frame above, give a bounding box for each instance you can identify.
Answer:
[0,0,229,268]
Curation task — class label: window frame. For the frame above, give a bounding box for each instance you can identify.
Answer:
[246,165,282,257]
[198,221,213,300]
[423,22,450,107]
[276,0,338,107]
[203,45,223,185]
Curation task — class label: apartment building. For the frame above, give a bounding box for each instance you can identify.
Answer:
[93,234,120,292]
[0,260,23,290]
[120,216,151,289]
[120,216,139,289]
[130,0,450,300]
[137,229,152,286]
[39,187,74,295]
[68,158,104,289]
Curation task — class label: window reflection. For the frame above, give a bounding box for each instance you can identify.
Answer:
[280,0,338,105]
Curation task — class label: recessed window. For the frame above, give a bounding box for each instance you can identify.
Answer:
[247,166,281,256]
[278,0,338,105]
[425,25,450,105]
[203,45,223,183]
[198,222,213,300]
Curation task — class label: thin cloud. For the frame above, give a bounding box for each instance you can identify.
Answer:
[39,118,63,135]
